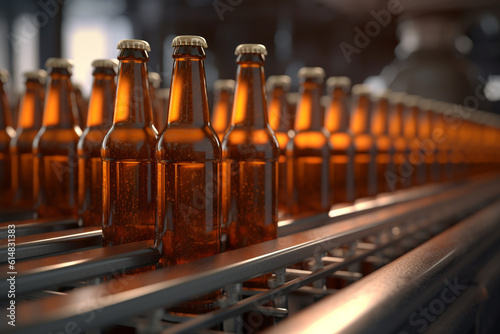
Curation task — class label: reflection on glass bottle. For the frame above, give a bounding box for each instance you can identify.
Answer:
[10,70,46,209]
[266,75,292,214]
[222,44,279,251]
[102,40,157,263]
[324,76,355,203]
[77,59,117,227]
[33,58,80,218]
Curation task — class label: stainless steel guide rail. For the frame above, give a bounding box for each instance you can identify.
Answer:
[0,174,499,334]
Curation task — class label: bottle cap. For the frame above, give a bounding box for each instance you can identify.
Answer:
[235,44,267,55]
[405,94,421,108]
[23,70,48,82]
[92,59,119,69]
[156,88,170,99]
[0,69,10,83]
[172,35,208,48]
[286,92,300,105]
[351,84,371,97]
[298,67,325,80]
[418,98,434,111]
[326,76,351,90]
[117,39,151,51]
[45,58,74,69]
[148,72,161,89]
[388,91,407,104]
[377,89,392,100]
[266,75,292,91]
[214,79,236,93]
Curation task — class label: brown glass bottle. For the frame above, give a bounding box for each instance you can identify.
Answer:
[290,67,332,214]
[10,70,46,208]
[73,84,87,131]
[0,69,13,208]
[222,44,278,251]
[404,95,425,186]
[432,101,453,182]
[211,79,235,142]
[156,36,220,266]
[77,59,117,227]
[285,92,299,132]
[33,59,80,218]
[102,40,157,252]
[266,75,292,214]
[388,92,411,189]
[324,76,355,203]
[418,99,438,183]
[148,72,164,132]
[350,84,377,199]
[370,90,396,193]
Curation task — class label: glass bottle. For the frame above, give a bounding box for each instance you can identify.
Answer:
[102,40,157,254]
[290,67,332,213]
[404,95,426,186]
[0,69,12,208]
[10,70,46,208]
[222,44,279,251]
[388,92,411,189]
[350,84,377,198]
[266,75,292,214]
[77,59,117,227]
[211,79,235,142]
[33,58,80,218]
[324,76,355,203]
[418,99,438,183]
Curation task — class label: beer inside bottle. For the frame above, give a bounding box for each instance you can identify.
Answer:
[404,95,426,185]
[324,76,355,204]
[266,75,292,214]
[388,92,411,189]
[77,59,117,227]
[418,99,437,184]
[371,90,395,193]
[350,84,377,199]
[290,67,332,214]
[102,40,157,266]
[222,44,279,251]
[0,69,12,208]
[10,70,46,208]
[33,58,80,218]
[156,35,221,314]
[211,79,235,142]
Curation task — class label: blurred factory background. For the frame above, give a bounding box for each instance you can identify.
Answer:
[0,0,499,113]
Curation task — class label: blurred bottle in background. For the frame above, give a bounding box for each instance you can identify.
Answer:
[0,69,12,208]
[155,87,170,133]
[404,95,426,186]
[211,79,235,142]
[388,92,411,189]
[73,83,88,131]
[149,71,164,131]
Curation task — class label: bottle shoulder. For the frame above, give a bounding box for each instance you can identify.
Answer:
[222,127,279,161]
[102,125,157,159]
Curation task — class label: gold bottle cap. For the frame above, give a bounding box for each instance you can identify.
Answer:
[351,84,371,97]
[235,44,267,55]
[92,59,119,69]
[117,39,151,51]
[326,76,351,90]
[23,70,48,82]
[0,69,9,83]
[172,35,208,48]
[148,72,161,89]
[298,67,325,80]
[45,58,74,69]
[214,79,236,93]
[405,94,421,108]
[418,98,435,111]
[266,75,292,91]
[388,91,407,104]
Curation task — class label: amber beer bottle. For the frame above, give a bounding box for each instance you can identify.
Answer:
[418,99,438,183]
[290,67,332,213]
[73,84,87,130]
[370,90,395,193]
[324,76,355,203]
[77,59,117,227]
[350,84,377,199]
[211,79,235,142]
[388,92,411,189]
[10,70,46,208]
[156,35,221,270]
[33,59,80,218]
[404,95,425,186]
[0,69,12,208]
[266,75,292,214]
[223,44,278,251]
[286,92,299,132]
[102,40,157,250]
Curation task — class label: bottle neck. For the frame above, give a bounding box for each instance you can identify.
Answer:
[212,89,232,133]
[43,69,77,128]
[371,97,389,136]
[231,55,268,129]
[0,82,12,130]
[168,46,210,127]
[268,86,288,132]
[350,94,372,135]
[389,103,405,137]
[17,80,45,130]
[114,50,153,127]
[87,71,116,129]
[325,88,350,133]
[295,80,323,132]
